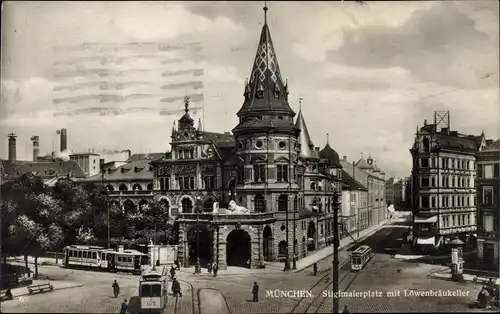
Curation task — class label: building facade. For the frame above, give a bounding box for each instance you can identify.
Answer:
[385,177,395,206]
[410,120,484,251]
[394,177,410,209]
[476,139,499,269]
[79,8,342,270]
[341,170,369,236]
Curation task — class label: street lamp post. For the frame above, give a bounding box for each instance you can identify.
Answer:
[292,193,297,270]
[332,190,340,314]
[195,196,202,274]
[283,193,291,272]
[107,201,111,249]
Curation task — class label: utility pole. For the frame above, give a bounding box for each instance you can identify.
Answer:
[332,190,340,314]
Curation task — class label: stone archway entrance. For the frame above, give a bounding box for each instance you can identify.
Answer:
[263,226,273,262]
[187,225,212,267]
[226,229,251,268]
[307,221,317,251]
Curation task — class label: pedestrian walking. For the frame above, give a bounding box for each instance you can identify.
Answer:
[120,299,128,314]
[170,265,176,279]
[112,280,120,298]
[5,288,12,300]
[342,305,349,313]
[213,263,218,277]
[207,263,212,276]
[313,262,318,276]
[174,259,180,270]
[172,278,182,297]
[252,282,259,302]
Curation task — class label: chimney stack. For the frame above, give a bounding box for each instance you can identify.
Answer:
[30,136,40,161]
[60,128,68,152]
[8,133,17,162]
[343,156,347,161]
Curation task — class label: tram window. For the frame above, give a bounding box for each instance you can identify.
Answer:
[128,257,132,263]
[78,251,82,258]
[92,252,97,259]
[141,285,151,297]
[151,284,162,297]
[69,250,73,257]
[118,257,122,262]
[83,251,88,258]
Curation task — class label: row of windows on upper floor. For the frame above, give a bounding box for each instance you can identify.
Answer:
[477,164,500,180]
[419,157,475,170]
[417,213,475,232]
[419,175,474,189]
[158,175,216,191]
[419,195,476,209]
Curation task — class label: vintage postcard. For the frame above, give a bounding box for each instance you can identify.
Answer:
[1,1,498,313]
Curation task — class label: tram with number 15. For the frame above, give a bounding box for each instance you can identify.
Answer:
[139,266,168,313]
[350,245,373,271]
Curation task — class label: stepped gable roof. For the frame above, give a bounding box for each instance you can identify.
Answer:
[295,108,317,160]
[320,144,341,167]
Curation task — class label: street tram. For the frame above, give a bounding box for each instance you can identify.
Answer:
[139,266,168,313]
[63,245,148,274]
[350,245,373,271]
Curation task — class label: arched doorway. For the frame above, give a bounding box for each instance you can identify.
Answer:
[203,198,215,212]
[263,226,273,262]
[182,197,193,213]
[123,199,135,215]
[307,222,317,251]
[226,229,251,268]
[187,225,212,266]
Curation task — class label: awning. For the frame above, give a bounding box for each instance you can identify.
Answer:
[414,216,437,224]
[417,237,435,245]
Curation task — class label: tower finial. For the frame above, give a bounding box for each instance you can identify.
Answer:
[184,95,190,114]
[327,133,329,145]
[264,1,268,25]
[299,97,303,111]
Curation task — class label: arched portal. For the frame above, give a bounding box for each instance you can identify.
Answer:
[203,198,215,212]
[226,229,251,268]
[123,199,135,215]
[263,226,273,262]
[182,198,193,213]
[132,184,142,191]
[187,225,212,266]
[307,221,317,251]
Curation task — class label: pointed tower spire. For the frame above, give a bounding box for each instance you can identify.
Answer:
[234,3,295,120]
[197,118,203,132]
[184,95,190,114]
[171,121,176,137]
[295,101,316,160]
[326,133,329,145]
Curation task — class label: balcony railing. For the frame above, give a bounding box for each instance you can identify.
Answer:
[109,190,154,196]
[178,212,275,222]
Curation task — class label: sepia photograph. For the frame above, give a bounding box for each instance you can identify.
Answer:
[0,1,498,313]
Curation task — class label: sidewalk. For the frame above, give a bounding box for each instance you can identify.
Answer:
[2,279,83,300]
[429,268,500,285]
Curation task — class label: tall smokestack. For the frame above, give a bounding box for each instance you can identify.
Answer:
[30,136,40,161]
[8,133,17,162]
[58,128,67,152]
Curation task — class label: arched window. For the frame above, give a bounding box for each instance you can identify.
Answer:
[203,198,215,212]
[132,184,142,191]
[182,198,193,213]
[119,184,128,191]
[278,194,288,212]
[254,194,266,212]
[106,185,114,192]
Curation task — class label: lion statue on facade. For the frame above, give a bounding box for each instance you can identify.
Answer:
[227,200,250,214]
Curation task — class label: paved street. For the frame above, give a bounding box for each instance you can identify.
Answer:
[0,221,485,313]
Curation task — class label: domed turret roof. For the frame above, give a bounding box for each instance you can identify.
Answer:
[320,144,341,167]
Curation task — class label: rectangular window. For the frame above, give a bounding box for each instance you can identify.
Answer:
[184,177,190,189]
[178,177,184,189]
[431,196,436,208]
[237,166,244,183]
[451,196,455,207]
[253,164,266,183]
[421,177,429,187]
[204,175,215,189]
[451,215,455,226]
[483,165,493,179]
[276,165,289,182]
[421,158,429,168]
[421,196,429,208]
[483,215,494,232]
[431,177,436,187]
[189,177,195,189]
[441,158,446,168]
[451,159,455,169]
[483,186,493,205]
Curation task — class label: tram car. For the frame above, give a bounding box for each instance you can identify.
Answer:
[139,266,168,313]
[63,245,149,274]
[350,245,373,271]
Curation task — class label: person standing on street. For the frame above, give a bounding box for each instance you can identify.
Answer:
[207,263,212,276]
[120,299,128,314]
[170,265,176,279]
[252,282,259,302]
[313,262,318,276]
[213,263,218,277]
[112,280,120,298]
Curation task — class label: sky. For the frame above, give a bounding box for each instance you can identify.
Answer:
[1,1,499,178]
